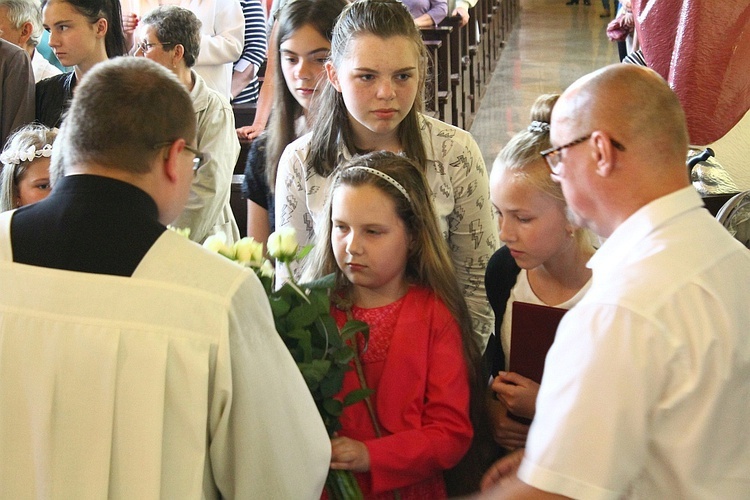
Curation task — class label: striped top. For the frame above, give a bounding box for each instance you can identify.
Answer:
[232,0,267,104]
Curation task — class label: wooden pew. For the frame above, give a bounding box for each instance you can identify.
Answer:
[420,25,454,127]
[230,174,247,238]
[423,38,442,120]
[465,7,482,126]
[439,15,470,130]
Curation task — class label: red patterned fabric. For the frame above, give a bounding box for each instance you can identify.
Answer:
[633,0,750,144]
[330,287,472,499]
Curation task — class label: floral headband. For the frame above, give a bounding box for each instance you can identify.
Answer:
[0,143,54,167]
[527,120,550,133]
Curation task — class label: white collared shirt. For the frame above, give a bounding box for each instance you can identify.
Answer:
[520,187,750,499]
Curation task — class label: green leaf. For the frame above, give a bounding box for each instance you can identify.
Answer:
[309,289,330,315]
[268,296,291,318]
[301,273,336,291]
[322,398,343,417]
[286,328,312,363]
[319,368,345,398]
[339,320,369,342]
[296,243,315,261]
[316,315,340,349]
[287,302,318,328]
[343,388,373,407]
[299,359,331,384]
[332,346,355,364]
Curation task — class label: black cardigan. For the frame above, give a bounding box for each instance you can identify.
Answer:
[483,246,521,377]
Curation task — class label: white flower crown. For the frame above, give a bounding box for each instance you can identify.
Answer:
[0,143,54,167]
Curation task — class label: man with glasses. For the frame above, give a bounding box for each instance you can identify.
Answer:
[0,57,330,498]
[482,64,750,498]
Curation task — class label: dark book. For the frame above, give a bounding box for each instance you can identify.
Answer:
[506,301,568,425]
[508,301,568,384]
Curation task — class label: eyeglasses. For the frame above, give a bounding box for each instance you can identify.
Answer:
[136,41,173,53]
[153,141,210,172]
[540,134,626,174]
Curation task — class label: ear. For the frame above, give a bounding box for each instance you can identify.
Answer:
[19,22,34,46]
[95,17,108,38]
[172,43,185,66]
[326,61,341,92]
[591,130,615,178]
[161,139,185,183]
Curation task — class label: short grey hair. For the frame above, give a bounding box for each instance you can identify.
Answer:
[141,5,202,68]
[0,0,43,47]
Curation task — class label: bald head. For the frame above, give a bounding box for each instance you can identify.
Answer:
[555,64,689,165]
[550,65,691,237]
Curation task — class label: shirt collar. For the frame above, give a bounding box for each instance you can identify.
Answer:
[588,187,704,272]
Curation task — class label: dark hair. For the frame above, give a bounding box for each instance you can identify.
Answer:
[305,0,428,178]
[266,0,347,192]
[141,6,202,68]
[61,57,195,174]
[42,0,127,57]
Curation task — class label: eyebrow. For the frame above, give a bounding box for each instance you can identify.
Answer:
[352,66,417,73]
[280,47,330,57]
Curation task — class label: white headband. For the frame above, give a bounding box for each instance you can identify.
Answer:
[348,166,412,204]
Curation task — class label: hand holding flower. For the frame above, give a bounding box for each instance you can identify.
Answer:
[331,436,370,473]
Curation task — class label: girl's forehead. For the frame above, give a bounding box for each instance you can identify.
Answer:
[338,33,419,60]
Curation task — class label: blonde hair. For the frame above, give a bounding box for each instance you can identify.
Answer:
[0,124,57,211]
[493,94,589,246]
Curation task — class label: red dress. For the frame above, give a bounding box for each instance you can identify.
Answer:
[331,287,472,499]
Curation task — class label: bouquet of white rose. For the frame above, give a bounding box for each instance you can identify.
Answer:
[202,228,368,499]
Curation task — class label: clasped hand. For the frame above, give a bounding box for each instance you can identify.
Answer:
[492,371,539,419]
[330,436,370,472]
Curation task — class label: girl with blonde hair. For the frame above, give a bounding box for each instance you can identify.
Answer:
[484,94,595,451]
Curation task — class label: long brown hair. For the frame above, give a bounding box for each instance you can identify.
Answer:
[305,0,428,178]
[265,0,347,192]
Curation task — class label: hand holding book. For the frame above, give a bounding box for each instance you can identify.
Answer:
[491,371,540,419]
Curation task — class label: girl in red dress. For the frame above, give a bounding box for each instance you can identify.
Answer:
[304,151,481,498]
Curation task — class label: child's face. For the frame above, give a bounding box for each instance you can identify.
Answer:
[491,166,574,270]
[280,24,332,112]
[326,34,419,151]
[43,0,105,69]
[331,183,411,306]
[16,158,52,208]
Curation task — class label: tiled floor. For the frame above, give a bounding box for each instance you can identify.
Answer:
[471,0,620,170]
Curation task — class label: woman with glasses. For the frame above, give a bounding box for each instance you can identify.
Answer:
[484,94,596,453]
[36,0,127,128]
[136,5,240,244]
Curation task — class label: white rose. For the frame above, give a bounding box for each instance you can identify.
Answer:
[203,232,235,259]
[267,228,299,261]
[234,237,264,265]
[259,259,275,278]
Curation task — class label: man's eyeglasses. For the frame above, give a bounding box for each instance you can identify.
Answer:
[136,41,173,53]
[153,141,210,172]
[541,134,626,174]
